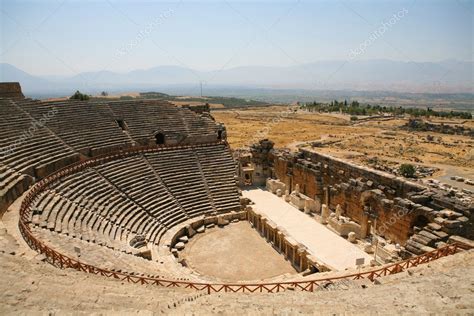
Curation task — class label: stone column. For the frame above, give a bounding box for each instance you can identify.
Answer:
[335,204,342,220]
[324,186,330,206]
[277,231,283,252]
[301,251,308,271]
[298,249,304,271]
[292,247,296,266]
[304,199,310,214]
[360,214,369,239]
[314,195,322,214]
[321,204,330,225]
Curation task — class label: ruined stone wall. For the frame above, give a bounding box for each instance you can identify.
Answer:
[270,151,413,244]
[299,149,426,198]
[182,103,210,114]
[0,82,24,99]
[271,150,425,201]
[271,155,321,198]
[248,140,274,185]
[258,145,472,249]
[272,157,291,190]
[328,182,423,245]
[291,163,320,199]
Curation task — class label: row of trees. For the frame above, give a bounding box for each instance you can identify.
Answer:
[70,91,116,100]
[301,100,472,119]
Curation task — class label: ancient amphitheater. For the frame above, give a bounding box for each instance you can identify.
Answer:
[0,83,473,314]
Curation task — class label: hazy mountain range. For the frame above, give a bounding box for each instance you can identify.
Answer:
[1,59,473,98]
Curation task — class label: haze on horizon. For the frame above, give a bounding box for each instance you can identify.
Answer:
[1,0,473,78]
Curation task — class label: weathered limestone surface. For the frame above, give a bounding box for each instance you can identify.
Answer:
[175,242,185,250]
[266,178,286,194]
[328,214,362,238]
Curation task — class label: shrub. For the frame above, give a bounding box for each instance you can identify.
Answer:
[399,163,416,178]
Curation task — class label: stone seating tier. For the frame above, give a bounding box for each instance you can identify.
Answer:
[0,97,225,214]
[29,144,241,253]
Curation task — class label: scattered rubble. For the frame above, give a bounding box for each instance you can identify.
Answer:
[404,119,473,137]
[364,157,438,179]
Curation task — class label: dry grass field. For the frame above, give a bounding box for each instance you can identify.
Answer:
[213,106,474,180]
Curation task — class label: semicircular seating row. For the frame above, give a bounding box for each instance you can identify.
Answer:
[29,144,241,254]
[0,97,221,213]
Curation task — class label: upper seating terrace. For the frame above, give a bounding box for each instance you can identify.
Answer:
[0,95,226,214]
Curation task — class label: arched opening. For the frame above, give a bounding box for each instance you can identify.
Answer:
[217,130,223,140]
[115,119,127,130]
[155,133,165,145]
[243,172,252,185]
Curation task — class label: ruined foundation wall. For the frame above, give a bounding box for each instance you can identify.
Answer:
[264,147,471,249]
[271,156,322,199]
[329,183,423,244]
[299,149,425,198]
[271,154,419,244]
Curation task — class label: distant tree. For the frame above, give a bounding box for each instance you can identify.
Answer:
[301,100,471,119]
[399,164,416,178]
[101,91,108,96]
[70,90,89,101]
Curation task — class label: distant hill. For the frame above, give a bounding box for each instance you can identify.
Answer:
[1,59,473,98]
[0,63,52,92]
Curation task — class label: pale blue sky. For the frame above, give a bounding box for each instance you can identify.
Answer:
[1,0,472,76]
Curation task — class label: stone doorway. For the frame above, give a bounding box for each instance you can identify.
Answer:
[155,132,165,145]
